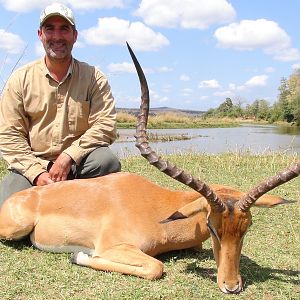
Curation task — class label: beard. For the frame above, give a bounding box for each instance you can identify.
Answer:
[44,40,73,60]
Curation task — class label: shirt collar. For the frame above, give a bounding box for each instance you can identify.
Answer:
[42,57,74,83]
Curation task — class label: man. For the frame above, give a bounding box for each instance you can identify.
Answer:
[0,3,121,205]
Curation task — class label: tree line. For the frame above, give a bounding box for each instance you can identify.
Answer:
[204,69,300,126]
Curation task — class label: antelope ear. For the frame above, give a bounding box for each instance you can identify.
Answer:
[253,194,295,208]
[160,198,208,223]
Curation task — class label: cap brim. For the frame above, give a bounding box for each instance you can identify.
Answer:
[40,13,75,26]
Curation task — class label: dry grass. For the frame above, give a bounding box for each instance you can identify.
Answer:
[117,111,238,129]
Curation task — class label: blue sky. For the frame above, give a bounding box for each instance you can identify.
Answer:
[1,0,300,111]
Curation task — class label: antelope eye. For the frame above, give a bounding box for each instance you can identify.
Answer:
[207,222,216,236]
[207,221,221,244]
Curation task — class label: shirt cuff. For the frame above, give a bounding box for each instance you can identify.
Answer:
[24,163,48,184]
[63,144,91,165]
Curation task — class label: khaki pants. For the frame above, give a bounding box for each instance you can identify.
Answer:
[0,147,121,206]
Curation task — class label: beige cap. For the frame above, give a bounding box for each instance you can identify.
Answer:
[40,2,75,26]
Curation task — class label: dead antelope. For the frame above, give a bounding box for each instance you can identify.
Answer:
[0,44,299,294]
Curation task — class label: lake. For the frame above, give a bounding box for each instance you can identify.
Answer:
[112,124,300,158]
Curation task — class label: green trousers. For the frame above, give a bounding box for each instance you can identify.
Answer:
[0,147,121,206]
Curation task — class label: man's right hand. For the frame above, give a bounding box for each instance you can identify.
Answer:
[34,172,55,186]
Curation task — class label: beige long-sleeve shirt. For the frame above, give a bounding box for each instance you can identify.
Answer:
[0,57,117,183]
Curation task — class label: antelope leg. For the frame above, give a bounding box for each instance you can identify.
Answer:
[71,243,164,280]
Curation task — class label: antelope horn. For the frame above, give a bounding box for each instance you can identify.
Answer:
[127,42,225,213]
[237,161,300,211]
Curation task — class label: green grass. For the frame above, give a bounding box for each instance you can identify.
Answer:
[0,153,299,300]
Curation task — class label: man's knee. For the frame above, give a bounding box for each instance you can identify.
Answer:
[0,171,32,206]
[77,147,121,178]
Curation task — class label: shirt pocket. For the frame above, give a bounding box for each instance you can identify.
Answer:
[67,98,90,134]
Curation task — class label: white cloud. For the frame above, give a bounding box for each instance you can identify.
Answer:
[181,88,193,96]
[150,89,168,103]
[0,29,26,54]
[272,47,300,62]
[292,63,300,70]
[0,0,125,12]
[264,67,275,73]
[200,95,209,100]
[81,17,169,51]
[157,66,172,73]
[135,0,235,29]
[180,74,190,81]
[107,62,135,74]
[198,79,221,89]
[228,83,245,91]
[214,90,233,97]
[66,0,124,10]
[245,75,268,87]
[214,19,300,62]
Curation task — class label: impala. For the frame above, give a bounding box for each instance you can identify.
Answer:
[0,44,299,294]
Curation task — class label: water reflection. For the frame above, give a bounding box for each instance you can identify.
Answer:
[112,124,300,158]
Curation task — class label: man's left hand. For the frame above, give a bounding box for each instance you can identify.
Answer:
[49,153,73,182]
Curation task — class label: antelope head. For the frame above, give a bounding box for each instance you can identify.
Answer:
[127,43,300,294]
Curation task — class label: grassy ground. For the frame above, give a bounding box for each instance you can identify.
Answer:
[0,153,299,300]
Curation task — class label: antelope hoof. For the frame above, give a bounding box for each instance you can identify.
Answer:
[70,251,89,265]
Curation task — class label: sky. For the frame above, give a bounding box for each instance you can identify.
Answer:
[1,0,300,111]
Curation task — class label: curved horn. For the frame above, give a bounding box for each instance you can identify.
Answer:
[237,161,300,212]
[127,43,225,213]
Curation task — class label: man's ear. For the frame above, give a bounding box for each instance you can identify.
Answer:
[73,29,78,42]
[254,194,295,208]
[38,28,42,41]
[160,198,208,223]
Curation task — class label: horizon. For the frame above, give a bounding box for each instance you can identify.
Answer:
[1,1,300,111]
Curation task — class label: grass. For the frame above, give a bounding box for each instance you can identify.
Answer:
[0,152,299,300]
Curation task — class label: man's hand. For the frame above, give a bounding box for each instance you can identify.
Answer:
[49,152,73,182]
[34,172,54,186]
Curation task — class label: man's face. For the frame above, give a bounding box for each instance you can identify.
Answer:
[38,16,77,61]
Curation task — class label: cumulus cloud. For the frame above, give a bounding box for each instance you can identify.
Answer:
[107,62,135,74]
[181,88,193,97]
[135,0,236,29]
[245,75,268,87]
[149,89,168,103]
[198,79,221,89]
[180,74,190,81]
[157,66,173,73]
[0,29,26,54]
[81,17,169,51]
[214,90,233,97]
[264,67,275,73]
[66,0,124,10]
[292,63,300,70]
[214,19,300,61]
[0,0,125,12]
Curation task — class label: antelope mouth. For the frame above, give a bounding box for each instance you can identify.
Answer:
[220,281,243,294]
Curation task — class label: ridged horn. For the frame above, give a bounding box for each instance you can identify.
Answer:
[127,42,225,213]
[237,161,300,211]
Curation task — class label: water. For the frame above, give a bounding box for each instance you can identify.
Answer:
[112,124,300,158]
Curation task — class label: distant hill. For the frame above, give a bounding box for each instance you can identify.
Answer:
[117,106,206,117]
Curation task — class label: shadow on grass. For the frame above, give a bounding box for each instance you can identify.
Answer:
[157,248,299,288]
[1,235,32,250]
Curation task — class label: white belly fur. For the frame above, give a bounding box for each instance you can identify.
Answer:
[30,233,94,255]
